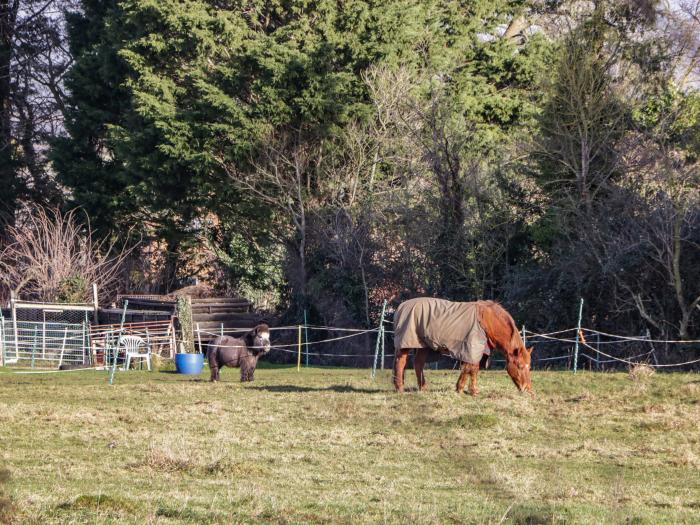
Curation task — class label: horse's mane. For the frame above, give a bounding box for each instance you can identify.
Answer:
[477,300,523,352]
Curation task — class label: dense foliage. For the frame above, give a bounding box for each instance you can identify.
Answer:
[2,1,700,349]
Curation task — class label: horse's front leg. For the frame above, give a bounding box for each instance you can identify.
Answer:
[456,362,469,393]
[468,363,480,396]
[414,348,429,391]
[456,362,479,395]
[393,349,409,392]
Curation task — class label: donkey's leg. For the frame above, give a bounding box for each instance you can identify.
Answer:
[240,356,255,382]
[414,348,429,391]
[393,349,409,392]
[209,352,219,382]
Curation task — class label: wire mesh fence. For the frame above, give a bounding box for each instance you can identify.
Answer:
[1,319,90,367]
[89,320,176,366]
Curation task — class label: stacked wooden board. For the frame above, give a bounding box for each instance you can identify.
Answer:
[110,295,265,333]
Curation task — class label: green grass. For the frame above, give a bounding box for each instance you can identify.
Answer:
[0,364,698,524]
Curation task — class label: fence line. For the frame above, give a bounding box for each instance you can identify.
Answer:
[2,315,699,370]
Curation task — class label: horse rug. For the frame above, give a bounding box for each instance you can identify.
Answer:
[393,297,487,364]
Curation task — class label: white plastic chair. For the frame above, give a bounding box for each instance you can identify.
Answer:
[118,335,151,371]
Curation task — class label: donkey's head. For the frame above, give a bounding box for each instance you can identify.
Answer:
[250,323,271,354]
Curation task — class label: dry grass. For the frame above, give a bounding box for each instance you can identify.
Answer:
[628,363,656,382]
[0,365,698,524]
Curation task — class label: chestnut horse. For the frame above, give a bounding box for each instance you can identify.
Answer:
[393,300,532,395]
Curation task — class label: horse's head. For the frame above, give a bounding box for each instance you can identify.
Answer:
[505,346,532,392]
[251,324,271,354]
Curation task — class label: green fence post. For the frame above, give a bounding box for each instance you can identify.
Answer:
[573,298,584,374]
[371,300,387,379]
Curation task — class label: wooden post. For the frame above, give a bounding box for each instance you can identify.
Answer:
[573,298,584,374]
[168,320,176,359]
[595,332,600,371]
[196,323,202,353]
[92,283,100,324]
[297,325,302,372]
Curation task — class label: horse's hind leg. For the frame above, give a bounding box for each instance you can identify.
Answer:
[414,348,429,391]
[393,349,409,392]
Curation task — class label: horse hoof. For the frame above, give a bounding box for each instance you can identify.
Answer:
[469,390,479,397]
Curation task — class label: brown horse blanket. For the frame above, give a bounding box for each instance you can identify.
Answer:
[393,297,487,364]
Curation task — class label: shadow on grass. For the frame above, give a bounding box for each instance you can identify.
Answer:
[248,384,384,394]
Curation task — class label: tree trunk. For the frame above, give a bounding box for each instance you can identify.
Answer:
[0,1,19,231]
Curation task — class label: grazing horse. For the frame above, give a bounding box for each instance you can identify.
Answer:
[207,324,271,382]
[392,298,532,395]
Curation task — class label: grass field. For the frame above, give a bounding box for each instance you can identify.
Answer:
[0,364,698,524]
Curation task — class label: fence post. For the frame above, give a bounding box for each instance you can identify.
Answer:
[372,300,387,379]
[58,327,68,368]
[31,326,39,368]
[0,312,4,366]
[83,320,92,366]
[297,325,302,372]
[573,298,584,374]
[109,300,128,385]
[0,311,5,367]
[521,324,526,347]
[196,323,202,353]
[595,332,600,371]
[10,291,18,367]
[92,283,99,324]
[304,309,309,367]
[645,329,659,366]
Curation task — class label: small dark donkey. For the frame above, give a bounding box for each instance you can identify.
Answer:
[207,324,271,382]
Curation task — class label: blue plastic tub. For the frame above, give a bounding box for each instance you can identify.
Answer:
[175,353,204,375]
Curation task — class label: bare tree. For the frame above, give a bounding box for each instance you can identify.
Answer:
[0,206,137,303]
[219,130,313,306]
